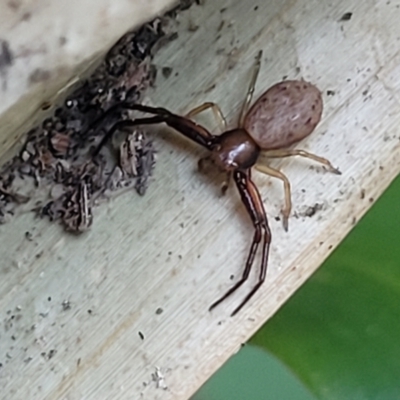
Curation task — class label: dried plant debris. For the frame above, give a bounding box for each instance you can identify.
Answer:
[0,0,198,233]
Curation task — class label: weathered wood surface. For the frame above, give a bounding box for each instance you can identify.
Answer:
[1,0,400,399]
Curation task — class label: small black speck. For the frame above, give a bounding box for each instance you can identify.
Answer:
[161,67,173,79]
[327,90,335,96]
[204,83,216,93]
[41,102,51,110]
[230,275,235,280]
[0,363,2,368]
[340,12,352,21]
[138,331,144,340]
[155,308,164,315]
[254,5,259,11]
[62,300,71,311]
[0,40,13,70]
[304,203,323,218]
[25,231,33,241]
[48,349,56,359]
[47,297,51,302]
[275,216,281,222]
[87,309,92,314]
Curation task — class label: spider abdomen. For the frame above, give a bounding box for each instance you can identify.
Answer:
[244,80,323,150]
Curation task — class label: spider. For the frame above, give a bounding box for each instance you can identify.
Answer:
[91,51,340,316]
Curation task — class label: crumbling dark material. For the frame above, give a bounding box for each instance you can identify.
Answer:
[0,0,198,232]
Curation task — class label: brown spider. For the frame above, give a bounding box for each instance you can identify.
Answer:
[92,51,340,316]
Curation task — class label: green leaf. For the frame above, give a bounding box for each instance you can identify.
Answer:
[192,345,316,400]
[251,175,400,400]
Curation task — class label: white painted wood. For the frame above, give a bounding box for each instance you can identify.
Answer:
[1,1,400,399]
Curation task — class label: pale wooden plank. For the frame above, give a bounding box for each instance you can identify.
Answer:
[1,1,400,399]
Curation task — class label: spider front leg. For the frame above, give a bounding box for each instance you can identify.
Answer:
[185,102,227,132]
[209,169,271,316]
[91,104,218,158]
[91,117,165,157]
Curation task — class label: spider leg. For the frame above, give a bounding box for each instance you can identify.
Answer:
[263,148,341,175]
[91,117,164,157]
[209,169,271,316]
[238,50,263,127]
[221,171,232,195]
[91,104,217,157]
[255,163,292,232]
[185,102,227,132]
